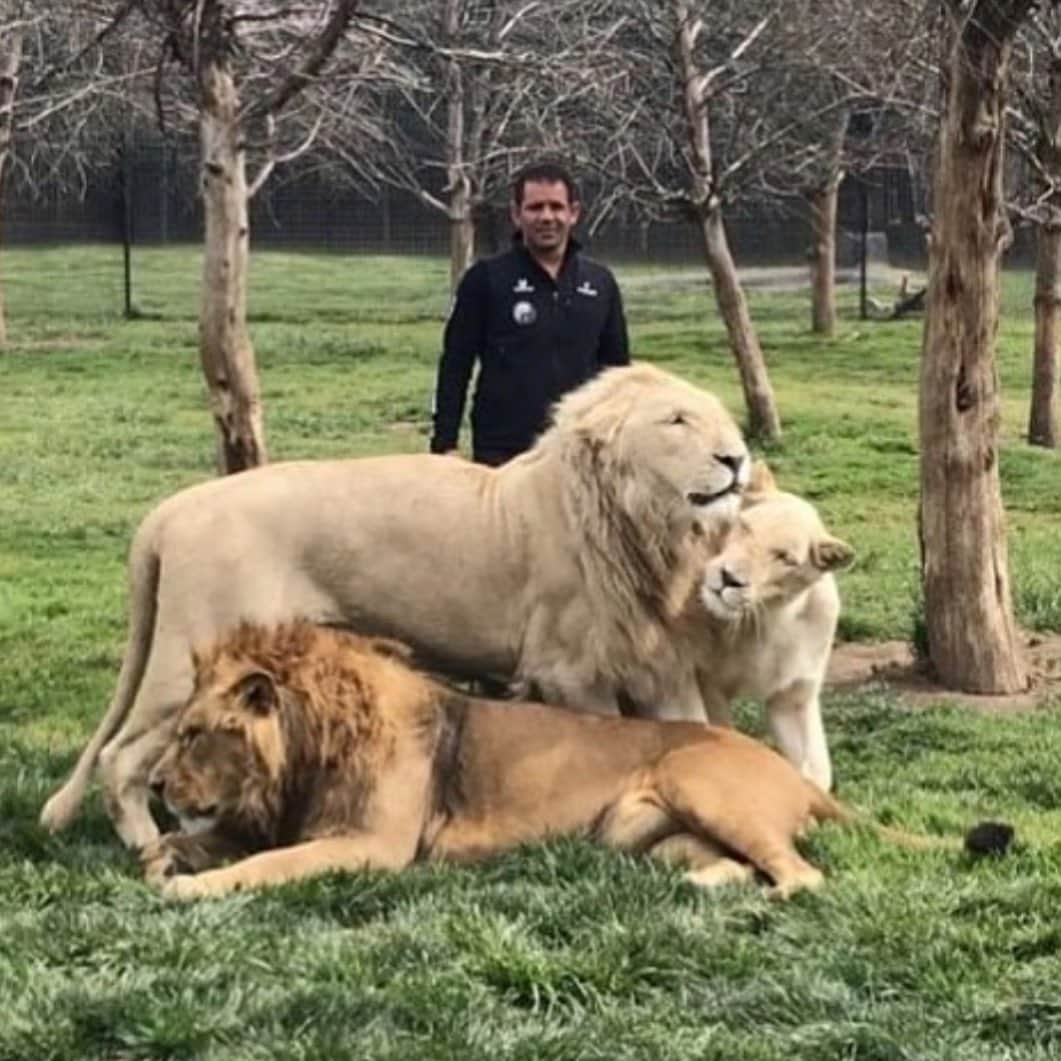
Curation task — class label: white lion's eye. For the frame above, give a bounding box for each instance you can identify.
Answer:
[666,412,686,426]
[772,549,798,567]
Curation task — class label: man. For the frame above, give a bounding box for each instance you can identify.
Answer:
[430,161,630,466]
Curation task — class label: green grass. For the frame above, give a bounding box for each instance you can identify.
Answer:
[1,245,1060,1059]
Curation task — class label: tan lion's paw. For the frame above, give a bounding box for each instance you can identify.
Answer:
[767,866,825,900]
[141,838,181,887]
[159,873,218,902]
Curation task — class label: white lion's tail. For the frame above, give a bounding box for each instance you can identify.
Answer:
[39,515,162,833]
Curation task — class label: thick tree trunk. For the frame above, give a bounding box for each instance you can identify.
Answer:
[1028,222,1060,448]
[700,208,782,442]
[0,30,22,349]
[807,181,839,337]
[918,2,1030,693]
[198,62,266,474]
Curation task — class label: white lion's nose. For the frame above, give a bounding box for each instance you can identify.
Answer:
[720,568,747,590]
[716,453,744,480]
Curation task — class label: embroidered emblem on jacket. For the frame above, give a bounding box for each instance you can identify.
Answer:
[513,278,534,293]
[512,300,537,325]
[576,280,599,297]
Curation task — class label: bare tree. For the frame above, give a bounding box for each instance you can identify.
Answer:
[574,1,785,440]
[0,2,142,345]
[918,0,1035,693]
[0,6,23,347]
[88,0,379,474]
[573,0,920,437]
[1010,9,1061,448]
[352,0,609,292]
[756,2,934,335]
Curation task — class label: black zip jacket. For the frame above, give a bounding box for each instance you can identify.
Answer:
[430,240,630,457]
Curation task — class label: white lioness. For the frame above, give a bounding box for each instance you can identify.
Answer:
[41,364,750,850]
[687,464,854,791]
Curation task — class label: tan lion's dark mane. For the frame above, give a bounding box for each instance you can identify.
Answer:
[189,621,434,846]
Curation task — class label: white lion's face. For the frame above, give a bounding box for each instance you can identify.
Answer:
[615,384,750,531]
[699,493,855,622]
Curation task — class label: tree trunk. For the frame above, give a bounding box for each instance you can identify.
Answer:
[1028,222,1060,448]
[918,1,1030,693]
[0,29,23,349]
[673,0,780,442]
[198,61,266,474]
[807,181,839,337]
[449,190,475,293]
[806,108,846,337]
[700,208,782,442]
[443,0,473,293]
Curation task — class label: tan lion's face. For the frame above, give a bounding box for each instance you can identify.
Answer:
[149,657,288,838]
[612,382,750,531]
[700,491,855,623]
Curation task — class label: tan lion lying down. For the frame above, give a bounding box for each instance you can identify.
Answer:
[143,621,1011,901]
[42,363,749,851]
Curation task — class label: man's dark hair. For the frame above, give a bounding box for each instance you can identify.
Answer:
[511,161,580,206]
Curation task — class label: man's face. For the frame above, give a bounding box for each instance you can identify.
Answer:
[511,180,581,258]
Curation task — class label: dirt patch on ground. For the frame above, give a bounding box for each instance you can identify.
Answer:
[826,633,1061,714]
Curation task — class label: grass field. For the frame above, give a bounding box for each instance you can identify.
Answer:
[1,245,1060,1059]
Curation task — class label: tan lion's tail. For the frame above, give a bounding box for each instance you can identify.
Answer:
[805,783,1014,856]
[38,513,162,833]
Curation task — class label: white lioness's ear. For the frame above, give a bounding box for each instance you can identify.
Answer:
[812,536,855,572]
[741,460,778,507]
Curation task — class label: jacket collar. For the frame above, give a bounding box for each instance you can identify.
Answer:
[511,233,582,282]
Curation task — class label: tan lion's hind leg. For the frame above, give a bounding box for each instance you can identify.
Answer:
[651,742,826,899]
[594,787,678,851]
[649,833,755,890]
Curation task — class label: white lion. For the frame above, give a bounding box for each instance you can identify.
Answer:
[686,464,855,791]
[40,364,750,849]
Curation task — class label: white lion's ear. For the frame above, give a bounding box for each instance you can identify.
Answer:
[236,672,279,715]
[812,536,855,572]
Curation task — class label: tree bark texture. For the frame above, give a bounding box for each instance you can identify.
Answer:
[1028,223,1060,447]
[449,206,475,292]
[0,30,23,348]
[198,62,267,474]
[806,109,846,338]
[918,1,1031,693]
[700,209,782,442]
[675,0,780,442]
[808,181,839,337]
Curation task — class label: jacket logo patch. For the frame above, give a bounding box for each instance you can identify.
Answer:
[576,281,599,297]
[513,278,534,293]
[512,300,537,326]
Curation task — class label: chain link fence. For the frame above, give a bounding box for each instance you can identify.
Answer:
[2,132,955,323]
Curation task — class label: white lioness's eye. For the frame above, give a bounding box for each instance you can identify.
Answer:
[772,549,798,566]
[667,412,686,425]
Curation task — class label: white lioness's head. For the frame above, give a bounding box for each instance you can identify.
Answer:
[699,464,855,622]
[547,364,750,531]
